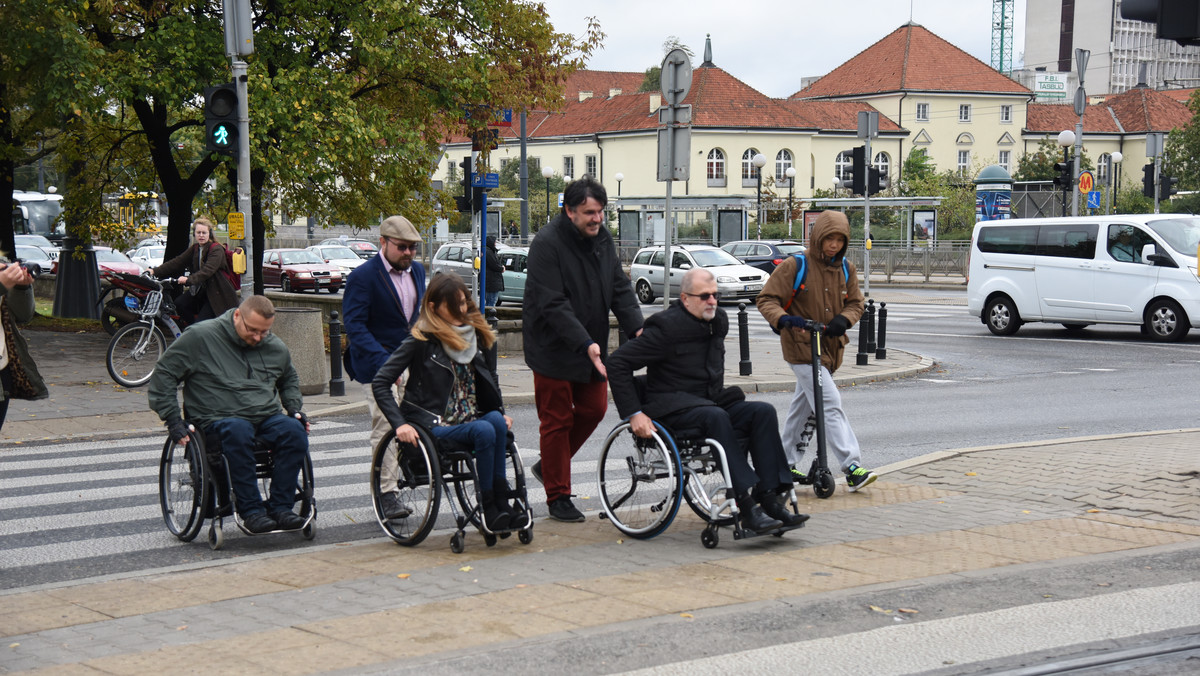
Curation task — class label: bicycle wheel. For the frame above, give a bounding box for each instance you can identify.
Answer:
[97,285,127,335]
[371,430,440,546]
[159,432,209,542]
[597,421,682,539]
[107,322,165,387]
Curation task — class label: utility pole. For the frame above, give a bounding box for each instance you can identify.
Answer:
[656,48,692,311]
[224,0,255,296]
[857,111,878,296]
[1071,48,1089,218]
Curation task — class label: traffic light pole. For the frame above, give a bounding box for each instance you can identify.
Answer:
[862,135,872,297]
[233,59,253,297]
[1154,155,1161,215]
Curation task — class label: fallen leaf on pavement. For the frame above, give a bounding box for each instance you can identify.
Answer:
[1086,509,1102,513]
[898,608,919,614]
[964,472,977,476]
[868,605,893,614]
[397,573,410,579]
[680,613,693,618]
[459,566,472,572]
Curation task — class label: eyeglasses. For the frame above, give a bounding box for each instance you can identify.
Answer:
[682,291,721,301]
[387,239,418,252]
[238,315,271,337]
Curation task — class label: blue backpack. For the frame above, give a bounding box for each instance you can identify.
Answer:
[783,254,849,311]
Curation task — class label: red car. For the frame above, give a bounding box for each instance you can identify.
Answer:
[262,248,344,293]
[51,246,142,276]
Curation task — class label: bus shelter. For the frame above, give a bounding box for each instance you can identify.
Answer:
[611,194,753,251]
[808,196,943,249]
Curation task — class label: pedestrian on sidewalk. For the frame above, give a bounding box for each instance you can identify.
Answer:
[756,210,876,492]
[342,215,427,521]
[522,175,643,523]
[608,268,808,533]
[148,217,237,325]
[484,235,504,309]
[0,258,47,431]
[372,274,521,531]
[148,295,311,533]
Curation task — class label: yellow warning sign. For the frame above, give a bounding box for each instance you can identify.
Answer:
[227,212,245,240]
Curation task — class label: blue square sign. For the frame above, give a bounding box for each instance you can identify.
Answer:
[1087,190,1101,208]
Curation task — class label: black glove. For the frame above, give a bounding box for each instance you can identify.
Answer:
[289,410,309,427]
[776,315,809,331]
[824,314,851,337]
[167,419,192,443]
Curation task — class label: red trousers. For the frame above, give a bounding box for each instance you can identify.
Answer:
[533,372,608,502]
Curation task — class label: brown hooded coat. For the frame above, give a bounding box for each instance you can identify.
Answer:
[755,210,864,373]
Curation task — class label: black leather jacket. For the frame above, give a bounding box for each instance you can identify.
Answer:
[371,334,503,431]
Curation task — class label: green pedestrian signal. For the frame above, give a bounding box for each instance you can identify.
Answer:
[203,82,238,156]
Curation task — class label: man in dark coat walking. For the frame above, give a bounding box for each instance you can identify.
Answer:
[522,176,643,522]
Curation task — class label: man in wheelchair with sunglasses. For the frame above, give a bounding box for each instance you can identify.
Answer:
[607,268,809,535]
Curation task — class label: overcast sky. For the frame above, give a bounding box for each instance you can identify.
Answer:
[538,0,1031,99]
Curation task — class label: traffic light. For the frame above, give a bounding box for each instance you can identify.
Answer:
[1142,163,1155,198]
[455,157,473,213]
[1121,0,1200,44]
[850,145,866,195]
[1053,161,1073,189]
[1159,174,1179,200]
[203,82,238,156]
[867,166,884,196]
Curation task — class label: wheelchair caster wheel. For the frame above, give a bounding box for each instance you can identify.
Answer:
[208,524,224,550]
[450,532,465,554]
[518,528,533,545]
[701,528,719,549]
[302,522,315,540]
[813,469,836,499]
[484,532,497,547]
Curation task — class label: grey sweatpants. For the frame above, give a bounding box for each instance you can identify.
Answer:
[781,362,863,473]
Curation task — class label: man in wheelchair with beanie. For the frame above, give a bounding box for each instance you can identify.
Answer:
[149,295,310,534]
[607,268,809,534]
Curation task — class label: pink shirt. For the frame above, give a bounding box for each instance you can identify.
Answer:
[382,252,416,319]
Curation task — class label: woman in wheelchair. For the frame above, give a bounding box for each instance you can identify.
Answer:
[371,274,521,531]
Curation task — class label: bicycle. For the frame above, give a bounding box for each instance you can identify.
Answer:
[105,272,187,388]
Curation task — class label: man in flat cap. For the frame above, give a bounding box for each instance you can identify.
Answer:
[343,215,427,520]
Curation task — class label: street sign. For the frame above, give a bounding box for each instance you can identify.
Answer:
[1087,190,1101,208]
[1078,170,1094,193]
[487,108,513,127]
[228,211,245,240]
[660,48,693,106]
[472,172,500,189]
[557,193,564,207]
[857,111,879,139]
[657,126,691,182]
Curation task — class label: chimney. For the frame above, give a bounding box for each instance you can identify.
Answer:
[649,93,661,112]
[609,88,622,97]
[578,90,593,101]
[1136,63,1149,88]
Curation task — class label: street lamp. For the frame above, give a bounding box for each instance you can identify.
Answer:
[541,164,554,228]
[615,172,624,197]
[785,166,796,238]
[1107,151,1123,215]
[1057,130,1075,217]
[752,153,766,238]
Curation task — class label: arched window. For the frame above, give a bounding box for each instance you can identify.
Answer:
[872,152,890,177]
[835,151,853,184]
[775,149,794,183]
[741,148,761,180]
[1098,153,1111,183]
[707,149,726,179]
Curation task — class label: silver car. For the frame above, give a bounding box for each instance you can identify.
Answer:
[629,245,769,304]
[432,242,477,287]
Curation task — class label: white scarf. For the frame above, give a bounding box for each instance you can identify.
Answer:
[444,324,478,364]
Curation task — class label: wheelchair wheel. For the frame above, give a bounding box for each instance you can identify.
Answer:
[682,459,736,527]
[159,433,209,542]
[371,431,440,546]
[597,421,682,539]
[107,321,166,387]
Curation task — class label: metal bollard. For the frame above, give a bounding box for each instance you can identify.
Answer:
[876,302,888,359]
[855,304,870,366]
[738,301,752,376]
[328,311,346,397]
[865,299,877,355]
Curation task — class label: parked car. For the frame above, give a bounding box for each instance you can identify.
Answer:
[128,245,166,271]
[495,246,529,306]
[92,246,143,276]
[721,239,807,273]
[316,237,379,260]
[431,242,477,287]
[15,234,59,261]
[629,245,769,304]
[307,244,367,273]
[14,245,52,277]
[967,214,1200,341]
[262,248,344,293]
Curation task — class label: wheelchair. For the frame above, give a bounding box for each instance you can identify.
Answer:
[158,423,317,550]
[369,422,533,553]
[596,419,805,549]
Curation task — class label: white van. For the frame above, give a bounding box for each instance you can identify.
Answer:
[966,215,1200,341]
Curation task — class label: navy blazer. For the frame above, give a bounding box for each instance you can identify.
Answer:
[342,253,427,384]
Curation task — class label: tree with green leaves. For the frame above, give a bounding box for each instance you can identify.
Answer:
[1162,91,1200,191]
[1013,136,1093,182]
[639,36,693,92]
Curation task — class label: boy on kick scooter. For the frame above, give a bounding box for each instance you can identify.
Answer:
[756,210,877,494]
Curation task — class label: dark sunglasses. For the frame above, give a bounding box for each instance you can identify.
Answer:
[387,240,418,252]
[683,291,720,301]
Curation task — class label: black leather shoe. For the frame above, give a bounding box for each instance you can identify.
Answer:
[737,501,783,534]
[244,512,278,534]
[271,511,306,530]
[759,493,810,527]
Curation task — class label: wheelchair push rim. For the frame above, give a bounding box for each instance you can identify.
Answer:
[597,421,683,539]
[371,430,441,546]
